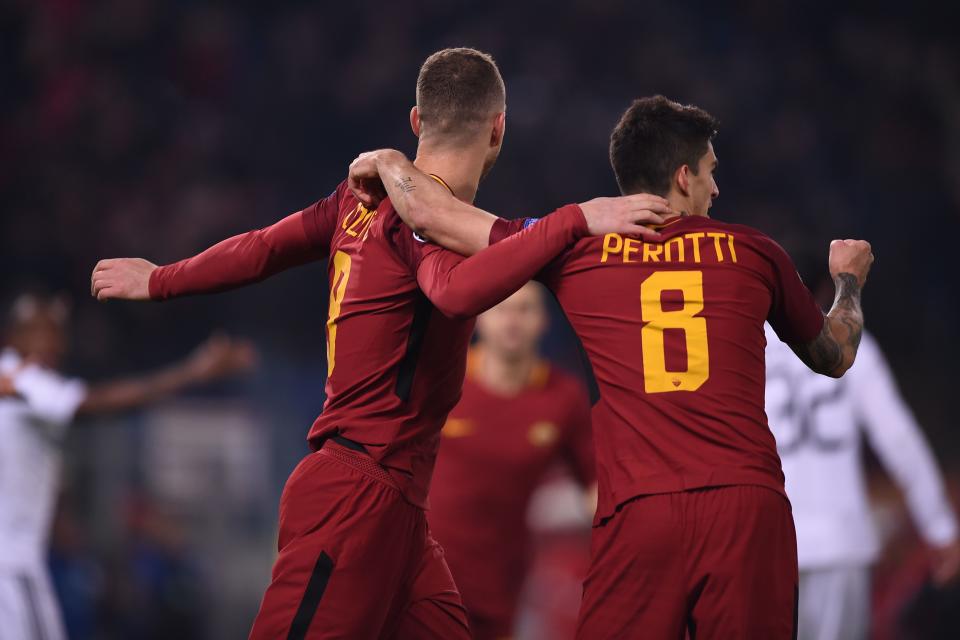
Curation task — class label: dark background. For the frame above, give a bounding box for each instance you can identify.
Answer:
[1,1,958,637]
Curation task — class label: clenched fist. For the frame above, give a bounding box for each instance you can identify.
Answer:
[828,239,874,288]
[91,258,157,301]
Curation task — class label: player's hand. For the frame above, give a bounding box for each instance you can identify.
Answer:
[91,258,157,301]
[184,334,258,384]
[931,540,960,586]
[579,194,674,240]
[348,150,394,208]
[828,239,874,288]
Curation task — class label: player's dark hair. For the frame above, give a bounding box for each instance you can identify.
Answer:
[609,95,719,196]
[416,48,505,142]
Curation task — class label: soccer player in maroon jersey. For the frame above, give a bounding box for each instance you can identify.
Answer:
[89,49,672,639]
[429,282,594,640]
[347,95,875,638]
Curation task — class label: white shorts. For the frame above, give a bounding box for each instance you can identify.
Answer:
[798,565,870,640]
[0,565,66,640]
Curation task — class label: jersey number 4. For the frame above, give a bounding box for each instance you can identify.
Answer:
[326,251,352,377]
[640,270,709,393]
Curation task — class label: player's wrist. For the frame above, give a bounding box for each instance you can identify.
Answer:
[564,203,590,238]
[147,264,165,300]
[373,149,408,170]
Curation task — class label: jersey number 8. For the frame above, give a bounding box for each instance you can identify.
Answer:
[640,270,709,393]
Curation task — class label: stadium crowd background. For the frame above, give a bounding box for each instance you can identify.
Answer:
[2,1,958,638]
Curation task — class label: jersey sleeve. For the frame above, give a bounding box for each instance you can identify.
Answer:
[409,205,587,319]
[488,216,537,245]
[759,235,825,344]
[11,365,88,434]
[149,183,344,300]
[851,334,959,547]
[488,215,569,290]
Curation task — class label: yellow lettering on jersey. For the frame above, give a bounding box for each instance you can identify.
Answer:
[642,242,662,262]
[685,233,704,263]
[601,233,623,263]
[664,237,685,262]
[640,270,709,393]
[343,204,377,240]
[341,203,377,240]
[326,251,352,377]
[599,231,735,266]
[708,232,726,262]
[341,204,361,230]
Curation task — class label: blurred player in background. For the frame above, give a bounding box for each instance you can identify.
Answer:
[429,282,594,640]
[349,95,874,638]
[90,48,667,639]
[765,274,960,640]
[0,291,254,640]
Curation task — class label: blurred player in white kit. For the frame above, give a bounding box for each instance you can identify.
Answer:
[0,292,254,640]
[765,316,960,640]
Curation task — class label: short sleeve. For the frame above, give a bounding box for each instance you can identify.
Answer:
[760,235,825,345]
[301,181,347,250]
[12,365,88,431]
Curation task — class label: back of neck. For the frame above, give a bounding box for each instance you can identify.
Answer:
[413,144,485,204]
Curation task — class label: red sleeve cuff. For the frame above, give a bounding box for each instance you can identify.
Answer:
[148,266,166,301]
[488,217,517,246]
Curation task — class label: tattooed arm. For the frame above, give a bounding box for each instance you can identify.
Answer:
[350,149,500,255]
[347,149,671,256]
[791,239,873,377]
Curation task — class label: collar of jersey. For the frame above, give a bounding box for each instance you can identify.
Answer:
[429,174,454,195]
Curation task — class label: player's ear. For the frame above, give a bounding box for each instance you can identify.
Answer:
[489,112,506,148]
[675,165,691,197]
[410,106,422,138]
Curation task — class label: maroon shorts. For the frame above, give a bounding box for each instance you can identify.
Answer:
[248,441,470,640]
[576,485,798,640]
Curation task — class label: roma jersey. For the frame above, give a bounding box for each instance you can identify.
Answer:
[151,181,589,508]
[492,215,824,523]
[428,349,593,623]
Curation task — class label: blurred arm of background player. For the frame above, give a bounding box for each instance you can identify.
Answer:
[350,148,874,380]
[76,333,256,415]
[0,293,256,429]
[850,333,960,585]
[347,148,672,256]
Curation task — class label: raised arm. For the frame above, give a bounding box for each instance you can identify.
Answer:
[78,334,256,415]
[92,190,341,302]
[790,239,873,377]
[349,149,673,257]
